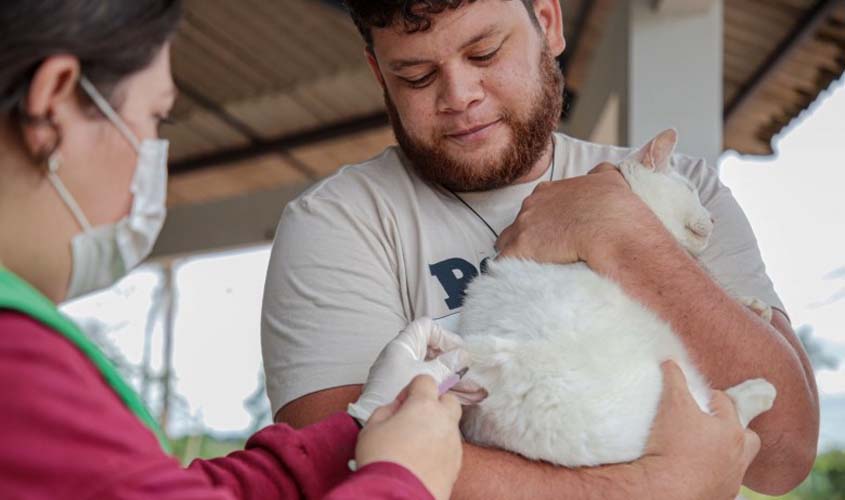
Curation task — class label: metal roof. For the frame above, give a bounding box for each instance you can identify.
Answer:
[162,0,845,208]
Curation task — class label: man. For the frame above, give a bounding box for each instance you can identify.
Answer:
[262,0,819,497]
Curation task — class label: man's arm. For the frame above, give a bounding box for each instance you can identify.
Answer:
[275,368,758,500]
[277,387,644,499]
[261,191,409,422]
[276,385,365,429]
[593,227,818,494]
[498,170,819,495]
[457,362,763,500]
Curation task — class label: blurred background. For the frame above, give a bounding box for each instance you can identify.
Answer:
[59,0,844,497]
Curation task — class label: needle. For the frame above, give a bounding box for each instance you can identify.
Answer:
[438,367,469,395]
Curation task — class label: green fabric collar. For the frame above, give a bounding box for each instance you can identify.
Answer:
[0,268,170,452]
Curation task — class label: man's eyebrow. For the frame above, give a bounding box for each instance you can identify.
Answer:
[389,58,433,71]
[458,25,502,51]
[386,25,503,71]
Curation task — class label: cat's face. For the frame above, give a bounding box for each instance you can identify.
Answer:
[618,129,714,255]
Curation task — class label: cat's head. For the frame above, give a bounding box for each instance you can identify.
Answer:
[618,129,713,255]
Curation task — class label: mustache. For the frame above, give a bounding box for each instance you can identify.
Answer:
[438,113,513,139]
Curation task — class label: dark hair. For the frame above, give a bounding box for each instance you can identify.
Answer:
[344,0,536,49]
[0,0,182,117]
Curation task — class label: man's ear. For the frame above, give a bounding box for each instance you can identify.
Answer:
[365,48,386,89]
[20,55,81,159]
[533,0,566,57]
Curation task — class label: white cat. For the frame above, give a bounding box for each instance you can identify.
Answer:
[457,129,776,467]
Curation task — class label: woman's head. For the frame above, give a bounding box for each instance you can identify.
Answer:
[1,1,182,120]
[0,0,182,302]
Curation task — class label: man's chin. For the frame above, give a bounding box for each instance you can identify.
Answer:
[440,142,512,168]
[439,165,515,192]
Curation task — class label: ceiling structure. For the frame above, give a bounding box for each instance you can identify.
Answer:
[162,0,845,210]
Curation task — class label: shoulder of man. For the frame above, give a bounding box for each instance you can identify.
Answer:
[553,132,718,191]
[288,144,417,215]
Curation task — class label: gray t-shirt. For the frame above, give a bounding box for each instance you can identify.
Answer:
[261,132,783,415]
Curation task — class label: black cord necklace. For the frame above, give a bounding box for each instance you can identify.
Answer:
[447,159,556,239]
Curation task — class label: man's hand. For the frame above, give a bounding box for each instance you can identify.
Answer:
[641,361,761,500]
[496,164,664,266]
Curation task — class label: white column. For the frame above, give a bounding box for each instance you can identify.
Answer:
[563,0,724,167]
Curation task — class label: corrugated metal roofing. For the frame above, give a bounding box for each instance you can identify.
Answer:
[163,0,845,208]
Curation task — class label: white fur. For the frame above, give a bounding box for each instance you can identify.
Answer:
[457,129,776,467]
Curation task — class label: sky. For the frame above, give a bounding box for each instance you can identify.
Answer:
[61,75,845,448]
[62,247,273,437]
[719,75,845,450]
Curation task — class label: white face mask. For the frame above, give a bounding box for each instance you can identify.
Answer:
[48,75,169,301]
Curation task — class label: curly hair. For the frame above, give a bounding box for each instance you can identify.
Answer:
[343,0,536,49]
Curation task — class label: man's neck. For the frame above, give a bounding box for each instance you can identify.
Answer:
[510,136,555,186]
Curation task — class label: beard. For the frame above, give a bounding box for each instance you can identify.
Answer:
[385,46,564,192]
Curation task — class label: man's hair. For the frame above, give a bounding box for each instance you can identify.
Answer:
[343,0,537,49]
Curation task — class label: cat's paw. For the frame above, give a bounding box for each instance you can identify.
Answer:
[737,296,773,323]
[725,378,777,428]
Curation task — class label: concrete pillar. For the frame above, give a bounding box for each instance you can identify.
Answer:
[563,0,724,167]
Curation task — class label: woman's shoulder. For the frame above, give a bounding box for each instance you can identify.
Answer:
[0,310,150,418]
[0,310,96,378]
[0,310,132,419]
[0,311,169,496]
[1,309,65,338]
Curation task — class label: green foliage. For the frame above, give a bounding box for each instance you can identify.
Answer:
[168,434,247,466]
[742,450,845,500]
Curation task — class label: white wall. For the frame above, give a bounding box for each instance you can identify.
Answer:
[564,0,724,167]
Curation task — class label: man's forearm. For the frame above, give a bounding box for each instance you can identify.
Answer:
[280,388,650,500]
[453,442,647,500]
[593,228,819,494]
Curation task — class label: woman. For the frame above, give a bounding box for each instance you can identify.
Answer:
[0,1,466,498]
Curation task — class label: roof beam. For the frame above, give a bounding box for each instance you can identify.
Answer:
[653,0,716,15]
[724,0,842,128]
[560,0,618,96]
[175,79,264,143]
[560,0,597,75]
[169,112,390,175]
[319,0,346,10]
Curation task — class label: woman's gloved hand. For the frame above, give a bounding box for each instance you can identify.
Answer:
[355,375,463,500]
[348,317,478,423]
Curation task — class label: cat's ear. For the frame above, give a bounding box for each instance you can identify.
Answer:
[629,128,678,172]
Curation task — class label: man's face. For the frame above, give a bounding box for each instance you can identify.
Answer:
[369,0,566,192]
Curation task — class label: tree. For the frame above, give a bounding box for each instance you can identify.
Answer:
[796,324,840,372]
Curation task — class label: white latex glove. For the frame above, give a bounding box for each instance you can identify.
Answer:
[348,318,470,424]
